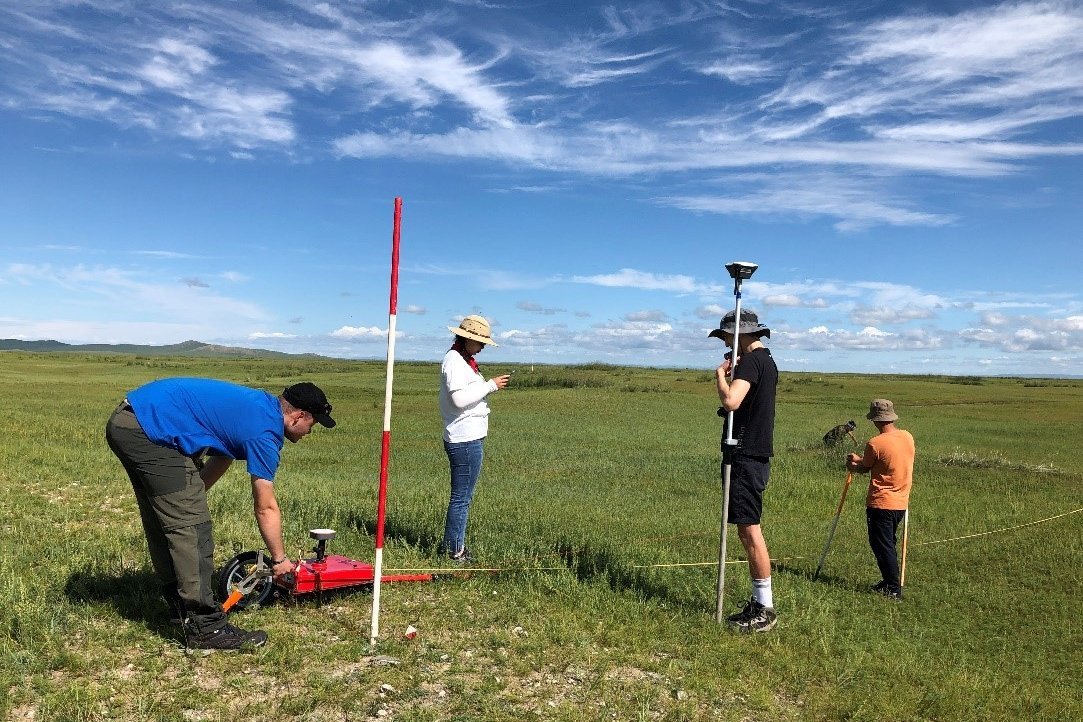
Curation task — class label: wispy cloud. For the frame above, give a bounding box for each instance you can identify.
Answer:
[3,262,267,323]
[517,301,565,315]
[5,2,1082,228]
[135,250,200,259]
[661,174,954,231]
[572,268,723,295]
[249,331,296,339]
[330,325,397,340]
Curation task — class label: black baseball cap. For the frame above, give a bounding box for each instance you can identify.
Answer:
[282,382,336,428]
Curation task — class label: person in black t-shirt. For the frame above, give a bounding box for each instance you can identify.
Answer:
[709,308,779,633]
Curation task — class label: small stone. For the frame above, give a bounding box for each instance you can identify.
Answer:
[370,656,400,667]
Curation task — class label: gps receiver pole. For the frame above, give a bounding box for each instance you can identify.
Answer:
[715,261,758,623]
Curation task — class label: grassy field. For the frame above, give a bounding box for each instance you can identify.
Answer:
[1,352,1080,721]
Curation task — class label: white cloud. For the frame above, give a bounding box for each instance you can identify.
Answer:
[626,309,668,322]
[0,317,205,345]
[572,268,723,295]
[783,324,946,352]
[960,312,1083,352]
[330,325,395,340]
[5,1,1078,229]
[850,306,938,325]
[517,301,565,315]
[249,331,296,339]
[696,304,728,319]
[699,56,778,84]
[4,263,267,322]
[661,175,954,231]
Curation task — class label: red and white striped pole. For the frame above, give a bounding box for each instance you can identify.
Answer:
[370,197,402,646]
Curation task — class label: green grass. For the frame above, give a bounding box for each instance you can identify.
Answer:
[1,352,1080,721]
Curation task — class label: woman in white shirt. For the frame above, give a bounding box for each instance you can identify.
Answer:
[439,315,510,562]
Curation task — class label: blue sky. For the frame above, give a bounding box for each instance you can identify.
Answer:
[1,0,1081,376]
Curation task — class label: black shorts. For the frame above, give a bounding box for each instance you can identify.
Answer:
[723,454,770,525]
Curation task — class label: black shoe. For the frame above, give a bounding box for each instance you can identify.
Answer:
[187,622,268,650]
[725,598,777,633]
[725,598,757,625]
[871,581,903,601]
[448,547,474,565]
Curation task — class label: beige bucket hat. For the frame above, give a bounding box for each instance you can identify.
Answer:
[866,399,899,422]
[448,314,498,346]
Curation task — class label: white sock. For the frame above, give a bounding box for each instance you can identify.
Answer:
[753,577,773,609]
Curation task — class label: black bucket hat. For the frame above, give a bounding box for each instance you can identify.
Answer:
[708,309,770,339]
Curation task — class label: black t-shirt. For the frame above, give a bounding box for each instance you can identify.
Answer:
[721,347,778,457]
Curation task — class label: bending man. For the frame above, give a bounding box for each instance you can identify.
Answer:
[105,378,336,650]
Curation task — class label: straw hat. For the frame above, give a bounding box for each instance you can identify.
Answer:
[448,314,498,346]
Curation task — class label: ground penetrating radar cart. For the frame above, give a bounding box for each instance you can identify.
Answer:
[216,529,431,612]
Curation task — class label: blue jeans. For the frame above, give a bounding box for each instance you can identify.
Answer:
[442,438,484,554]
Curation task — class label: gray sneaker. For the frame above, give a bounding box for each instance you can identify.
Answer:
[187,622,268,651]
[725,598,777,633]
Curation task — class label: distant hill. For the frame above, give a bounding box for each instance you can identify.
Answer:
[0,339,324,359]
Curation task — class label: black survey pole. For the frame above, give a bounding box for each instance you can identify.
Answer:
[715,261,758,623]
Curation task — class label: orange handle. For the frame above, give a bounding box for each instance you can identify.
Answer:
[222,588,243,613]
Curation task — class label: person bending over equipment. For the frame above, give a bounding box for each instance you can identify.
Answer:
[823,419,857,446]
[105,378,336,650]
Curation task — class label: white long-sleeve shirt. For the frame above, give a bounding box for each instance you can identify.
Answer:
[439,349,498,442]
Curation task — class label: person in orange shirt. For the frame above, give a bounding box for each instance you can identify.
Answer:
[846,399,915,601]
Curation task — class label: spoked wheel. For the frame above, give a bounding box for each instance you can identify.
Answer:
[215,551,275,612]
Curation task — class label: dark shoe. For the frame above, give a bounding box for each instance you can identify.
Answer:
[448,547,474,565]
[725,598,757,625]
[872,581,903,601]
[726,598,777,633]
[187,622,268,650]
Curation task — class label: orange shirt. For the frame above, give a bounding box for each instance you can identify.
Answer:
[862,429,915,510]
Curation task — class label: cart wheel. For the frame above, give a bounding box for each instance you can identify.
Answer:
[216,551,274,612]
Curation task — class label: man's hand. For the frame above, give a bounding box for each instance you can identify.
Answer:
[491,374,511,390]
[270,557,294,583]
[846,453,865,471]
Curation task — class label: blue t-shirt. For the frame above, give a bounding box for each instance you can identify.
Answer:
[127,378,284,481]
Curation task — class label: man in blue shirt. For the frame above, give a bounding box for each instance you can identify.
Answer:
[105,378,336,650]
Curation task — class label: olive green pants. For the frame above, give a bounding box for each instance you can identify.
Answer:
[105,403,225,634]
